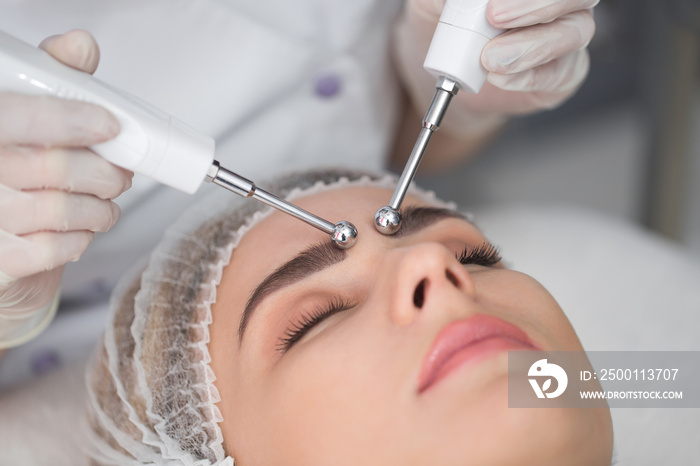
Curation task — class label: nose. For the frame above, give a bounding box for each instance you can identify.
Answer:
[383,243,476,327]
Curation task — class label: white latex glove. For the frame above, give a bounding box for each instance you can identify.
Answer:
[395,0,598,133]
[0,30,132,347]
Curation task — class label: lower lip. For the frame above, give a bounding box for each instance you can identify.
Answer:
[419,337,533,393]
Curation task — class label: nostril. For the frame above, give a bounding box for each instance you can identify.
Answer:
[413,279,427,308]
[446,269,459,287]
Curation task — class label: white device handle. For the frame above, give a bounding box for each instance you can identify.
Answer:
[0,30,214,194]
[423,0,504,93]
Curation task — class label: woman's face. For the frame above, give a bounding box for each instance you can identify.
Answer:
[209,186,613,466]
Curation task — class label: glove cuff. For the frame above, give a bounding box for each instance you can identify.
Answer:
[0,290,60,349]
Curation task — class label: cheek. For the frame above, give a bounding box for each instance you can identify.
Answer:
[270,324,392,422]
[474,271,583,351]
[229,320,404,465]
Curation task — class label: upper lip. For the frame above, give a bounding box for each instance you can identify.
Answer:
[417,314,537,393]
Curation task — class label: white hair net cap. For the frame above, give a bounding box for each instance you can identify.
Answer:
[83,169,455,465]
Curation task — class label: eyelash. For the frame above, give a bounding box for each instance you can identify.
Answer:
[277,297,354,353]
[276,242,501,353]
[456,242,502,266]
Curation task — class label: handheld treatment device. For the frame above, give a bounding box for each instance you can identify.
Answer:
[0,30,357,249]
[374,0,504,234]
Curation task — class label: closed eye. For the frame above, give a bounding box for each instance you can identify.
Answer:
[277,297,355,353]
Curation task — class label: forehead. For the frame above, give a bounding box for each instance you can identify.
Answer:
[241,187,446,258]
[233,186,436,263]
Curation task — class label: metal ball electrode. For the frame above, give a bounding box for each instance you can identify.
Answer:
[332,221,358,249]
[374,206,402,235]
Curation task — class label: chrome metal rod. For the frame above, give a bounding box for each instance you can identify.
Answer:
[207,161,336,235]
[206,160,255,198]
[389,127,433,210]
[387,77,459,212]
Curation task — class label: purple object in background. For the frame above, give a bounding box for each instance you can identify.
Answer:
[31,348,62,376]
[314,74,342,98]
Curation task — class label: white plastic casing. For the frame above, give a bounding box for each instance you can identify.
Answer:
[423,0,504,94]
[0,30,214,194]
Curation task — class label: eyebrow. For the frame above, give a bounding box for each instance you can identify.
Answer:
[237,205,471,345]
[238,241,346,344]
[393,205,469,238]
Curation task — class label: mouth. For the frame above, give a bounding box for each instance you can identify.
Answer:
[417,314,538,394]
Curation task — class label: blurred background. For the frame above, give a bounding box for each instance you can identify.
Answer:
[420,0,700,260]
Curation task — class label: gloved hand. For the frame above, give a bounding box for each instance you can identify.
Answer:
[394,0,598,134]
[0,30,132,347]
